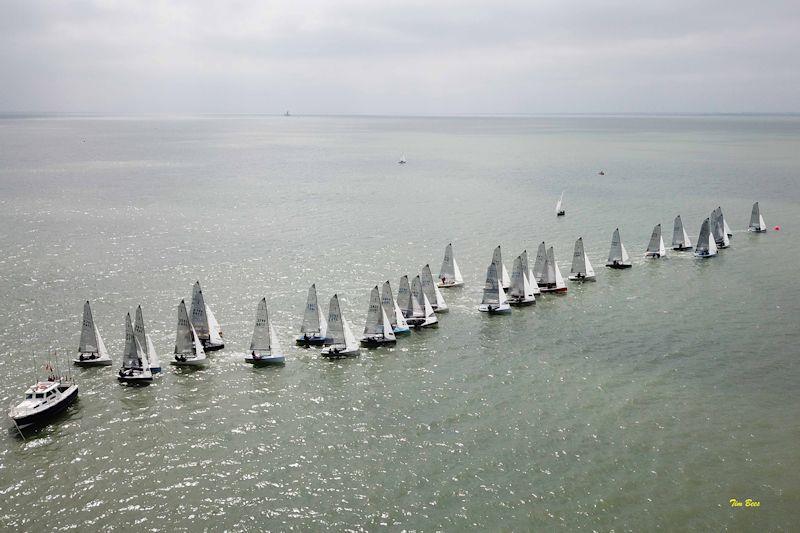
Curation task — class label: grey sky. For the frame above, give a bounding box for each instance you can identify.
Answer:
[2,0,799,114]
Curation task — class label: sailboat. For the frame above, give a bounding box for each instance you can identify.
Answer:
[171,300,207,367]
[491,245,511,290]
[532,242,547,285]
[569,237,596,281]
[519,250,541,295]
[397,275,421,327]
[695,218,719,258]
[437,243,464,287]
[748,202,767,232]
[672,215,693,250]
[556,191,565,216]
[507,256,536,305]
[296,284,330,346]
[321,294,360,358]
[645,224,667,258]
[381,280,410,335]
[8,357,79,428]
[74,301,111,366]
[411,275,439,328]
[117,313,153,385]
[479,263,511,314]
[133,306,160,374]
[540,246,568,292]
[245,298,285,365]
[421,264,448,312]
[190,281,224,351]
[398,155,407,164]
[361,286,397,347]
[606,228,632,268]
[711,208,730,248]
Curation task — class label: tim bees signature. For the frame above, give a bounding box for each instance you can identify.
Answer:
[730,498,761,508]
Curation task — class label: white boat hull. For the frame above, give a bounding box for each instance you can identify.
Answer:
[321,346,360,358]
[393,325,411,335]
[436,280,464,288]
[245,354,285,365]
[568,274,596,282]
[171,357,207,367]
[73,355,112,367]
[478,303,511,314]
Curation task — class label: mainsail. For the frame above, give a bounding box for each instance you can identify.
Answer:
[79,301,99,353]
[122,313,144,369]
[300,284,323,336]
[364,286,384,336]
[438,243,463,284]
[672,215,692,248]
[533,242,547,283]
[571,237,594,277]
[133,305,148,358]
[250,298,271,352]
[325,294,345,345]
[749,202,766,232]
[190,281,210,340]
[482,263,502,305]
[509,256,529,299]
[410,276,425,318]
[646,224,666,256]
[492,245,511,288]
[696,218,718,256]
[397,276,414,317]
[175,300,196,355]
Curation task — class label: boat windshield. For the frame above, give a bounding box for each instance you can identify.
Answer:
[35,393,44,398]
[25,393,32,399]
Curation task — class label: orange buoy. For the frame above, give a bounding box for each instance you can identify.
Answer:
[774,226,781,231]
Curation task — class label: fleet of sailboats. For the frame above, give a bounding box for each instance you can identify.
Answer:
[672,215,693,250]
[569,237,596,281]
[645,223,667,258]
[606,228,632,269]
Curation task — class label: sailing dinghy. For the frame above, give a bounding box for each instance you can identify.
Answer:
[437,243,464,287]
[491,245,511,290]
[361,286,397,347]
[321,294,360,358]
[245,298,285,365]
[171,300,207,367]
[606,228,632,268]
[556,191,565,216]
[711,208,730,248]
[748,202,767,233]
[520,250,541,295]
[74,301,112,366]
[541,246,568,292]
[118,312,153,385]
[411,275,439,328]
[381,280,410,334]
[645,224,667,258]
[532,242,547,285]
[695,218,719,257]
[296,284,330,346]
[479,263,511,314]
[569,237,596,281]
[421,264,448,312]
[190,281,224,351]
[507,256,536,305]
[672,215,693,250]
[134,306,160,374]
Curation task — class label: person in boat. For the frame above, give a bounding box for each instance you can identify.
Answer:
[576,272,584,280]
[612,260,619,266]
[176,354,186,362]
[302,333,310,347]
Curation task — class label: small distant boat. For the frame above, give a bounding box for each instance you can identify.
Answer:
[190,281,224,351]
[8,361,78,429]
[711,207,731,248]
[437,243,464,287]
[748,202,767,233]
[361,286,397,347]
[645,223,667,258]
[117,313,153,385]
[134,306,160,374]
[296,284,330,346]
[171,300,207,367]
[321,294,360,358]
[695,218,719,258]
[606,228,632,268]
[381,280,410,335]
[410,275,438,328]
[491,245,511,290]
[507,256,536,305]
[532,242,547,285]
[479,263,511,314]
[74,301,112,366]
[284,110,290,117]
[598,170,605,176]
[519,250,541,295]
[672,215,693,250]
[556,191,565,216]
[421,264,448,312]
[540,246,568,292]
[398,155,407,164]
[569,237,596,281]
[245,298,285,365]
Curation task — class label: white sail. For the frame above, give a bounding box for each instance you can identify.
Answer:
[174,300,196,355]
[571,238,586,276]
[421,293,438,325]
[520,250,540,294]
[720,207,732,236]
[410,276,425,318]
[421,264,448,311]
[133,306,147,357]
[363,286,383,336]
[509,255,535,300]
[492,245,510,288]
[79,301,99,354]
[325,294,345,345]
[397,276,414,317]
[547,246,566,289]
[206,305,223,345]
[380,308,396,340]
[146,334,160,370]
[268,323,282,356]
[300,284,322,336]
[381,280,406,330]
[250,298,271,351]
[190,281,210,340]
[122,313,144,369]
[453,257,463,284]
[556,191,564,214]
[533,242,547,283]
[482,263,502,305]
[343,317,359,351]
[749,202,767,232]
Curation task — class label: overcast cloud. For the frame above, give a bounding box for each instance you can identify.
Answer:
[2,0,799,114]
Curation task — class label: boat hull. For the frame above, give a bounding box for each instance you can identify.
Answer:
[321,348,359,359]
[672,245,693,251]
[170,357,207,367]
[360,337,397,348]
[568,274,596,282]
[436,281,464,288]
[117,374,153,385]
[508,297,535,306]
[539,286,568,293]
[606,263,632,269]
[392,326,411,335]
[202,342,225,352]
[245,355,285,365]
[557,211,565,217]
[73,357,112,367]
[478,303,511,314]
[10,386,78,427]
[694,252,717,258]
[644,253,665,258]
[295,335,331,347]
[748,228,767,233]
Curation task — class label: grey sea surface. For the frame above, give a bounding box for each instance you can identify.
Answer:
[0,115,798,530]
